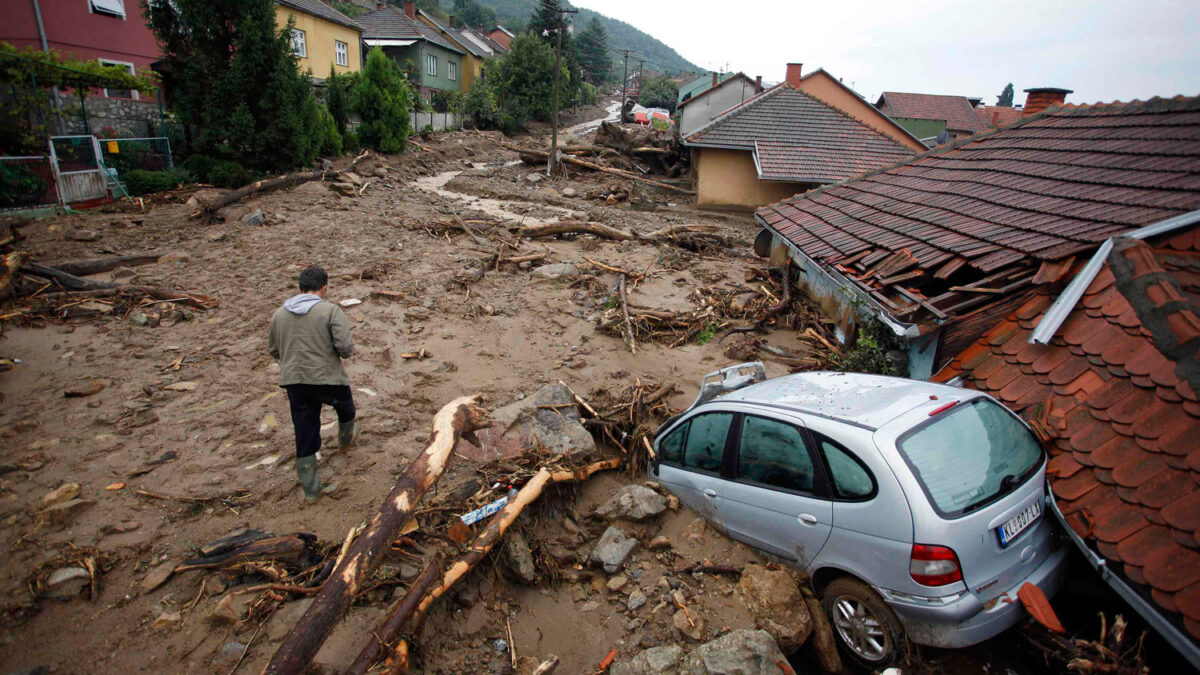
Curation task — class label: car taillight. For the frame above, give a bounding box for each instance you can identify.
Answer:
[910,544,963,586]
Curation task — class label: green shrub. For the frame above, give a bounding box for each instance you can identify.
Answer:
[651,118,670,131]
[123,169,178,196]
[316,105,343,156]
[343,131,360,153]
[0,162,46,208]
[353,48,414,153]
[182,154,216,182]
[208,160,251,189]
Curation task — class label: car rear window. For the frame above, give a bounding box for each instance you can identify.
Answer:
[897,399,1043,517]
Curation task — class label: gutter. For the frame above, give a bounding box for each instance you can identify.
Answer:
[1047,490,1200,669]
[1029,208,1200,344]
[755,213,919,340]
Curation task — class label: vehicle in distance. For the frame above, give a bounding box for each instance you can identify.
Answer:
[651,364,1068,668]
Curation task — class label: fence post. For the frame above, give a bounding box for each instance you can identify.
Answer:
[157,89,172,168]
[78,88,90,135]
[28,66,46,130]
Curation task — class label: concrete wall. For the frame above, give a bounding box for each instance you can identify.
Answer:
[679,78,758,136]
[63,97,161,135]
[412,111,462,131]
[276,6,362,78]
[694,147,811,210]
[795,72,927,152]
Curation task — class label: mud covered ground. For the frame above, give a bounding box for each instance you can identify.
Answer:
[0,106,1185,674]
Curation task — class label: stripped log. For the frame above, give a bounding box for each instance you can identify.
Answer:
[21,262,219,309]
[262,396,491,675]
[367,458,622,674]
[49,254,161,277]
[343,558,441,675]
[518,222,636,241]
[194,151,370,219]
[504,144,695,195]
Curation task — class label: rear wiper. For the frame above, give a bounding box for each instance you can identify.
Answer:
[999,473,1022,493]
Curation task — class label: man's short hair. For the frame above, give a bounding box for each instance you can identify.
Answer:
[298,266,328,293]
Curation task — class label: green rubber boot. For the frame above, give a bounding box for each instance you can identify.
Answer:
[296,455,339,504]
[338,419,358,450]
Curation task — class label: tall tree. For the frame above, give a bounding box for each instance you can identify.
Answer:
[526,0,583,108]
[145,0,322,171]
[998,83,1015,107]
[577,17,611,84]
[353,48,415,153]
[484,32,567,128]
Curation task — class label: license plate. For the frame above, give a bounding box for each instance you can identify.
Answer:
[998,501,1041,547]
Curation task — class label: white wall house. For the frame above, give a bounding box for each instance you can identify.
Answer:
[679,74,761,136]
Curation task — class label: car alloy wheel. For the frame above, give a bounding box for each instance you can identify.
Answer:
[831,595,890,662]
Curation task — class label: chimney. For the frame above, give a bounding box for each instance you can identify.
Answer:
[711,72,718,87]
[1022,87,1073,117]
[376,1,384,8]
[403,0,416,19]
[992,111,1000,126]
[754,75,763,94]
[785,63,803,88]
[448,14,456,27]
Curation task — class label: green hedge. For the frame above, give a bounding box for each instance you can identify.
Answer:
[122,170,177,196]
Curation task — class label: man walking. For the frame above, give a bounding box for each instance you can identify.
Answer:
[268,266,357,504]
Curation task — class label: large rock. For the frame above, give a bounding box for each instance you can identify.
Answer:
[503,531,537,584]
[736,564,812,652]
[594,485,668,522]
[610,645,684,675]
[457,383,595,463]
[590,526,637,573]
[680,630,788,675]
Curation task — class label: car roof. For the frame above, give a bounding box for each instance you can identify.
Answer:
[713,371,970,431]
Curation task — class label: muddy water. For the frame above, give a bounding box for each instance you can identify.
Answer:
[412,161,582,223]
[562,100,622,137]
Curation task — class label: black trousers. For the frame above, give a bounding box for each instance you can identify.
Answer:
[284,384,356,458]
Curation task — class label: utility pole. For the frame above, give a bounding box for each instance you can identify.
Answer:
[548,5,578,177]
[619,49,633,125]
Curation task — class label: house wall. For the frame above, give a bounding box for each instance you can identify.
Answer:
[679,79,758,136]
[694,148,810,210]
[275,6,362,77]
[890,117,946,141]
[795,72,927,152]
[1,1,160,71]
[416,42,464,98]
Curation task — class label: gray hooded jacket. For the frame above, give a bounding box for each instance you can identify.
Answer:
[267,294,354,386]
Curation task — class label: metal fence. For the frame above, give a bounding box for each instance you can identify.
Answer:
[0,156,59,211]
[99,137,173,176]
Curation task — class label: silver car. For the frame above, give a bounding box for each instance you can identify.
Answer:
[651,364,1068,668]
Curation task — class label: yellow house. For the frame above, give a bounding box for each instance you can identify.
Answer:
[275,0,363,79]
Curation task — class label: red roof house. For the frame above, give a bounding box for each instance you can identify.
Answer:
[933,222,1200,661]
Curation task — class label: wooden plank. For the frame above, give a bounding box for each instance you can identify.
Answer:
[878,270,925,286]
[894,286,947,320]
[947,285,1005,294]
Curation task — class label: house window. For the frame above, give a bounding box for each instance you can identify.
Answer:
[100,60,138,100]
[335,40,349,67]
[448,61,457,81]
[290,29,307,58]
[90,0,126,18]
[426,54,437,77]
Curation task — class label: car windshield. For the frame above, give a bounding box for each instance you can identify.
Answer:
[897,399,1043,517]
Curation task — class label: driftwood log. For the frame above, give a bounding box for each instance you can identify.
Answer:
[194,150,370,219]
[48,254,162,277]
[342,559,440,675]
[505,144,695,195]
[21,262,219,309]
[361,458,622,675]
[263,396,491,675]
[518,222,636,241]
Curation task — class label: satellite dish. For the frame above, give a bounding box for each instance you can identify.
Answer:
[935,130,951,145]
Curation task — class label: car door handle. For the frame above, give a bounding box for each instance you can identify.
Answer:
[798,513,819,525]
[703,489,717,498]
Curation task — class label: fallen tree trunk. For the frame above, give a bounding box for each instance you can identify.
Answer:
[263,395,490,675]
[343,559,440,675]
[365,458,622,675]
[518,222,636,241]
[49,254,162,277]
[504,144,695,195]
[23,262,114,291]
[195,151,370,219]
[20,262,219,309]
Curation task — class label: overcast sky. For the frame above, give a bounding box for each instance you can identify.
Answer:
[572,0,1200,106]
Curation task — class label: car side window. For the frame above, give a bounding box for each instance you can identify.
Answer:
[683,413,732,473]
[815,433,875,500]
[737,415,814,493]
[658,421,688,465]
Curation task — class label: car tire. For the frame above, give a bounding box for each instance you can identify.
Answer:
[821,577,909,670]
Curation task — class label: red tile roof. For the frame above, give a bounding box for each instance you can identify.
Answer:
[933,226,1200,641]
[683,86,916,184]
[878,92,986,133]
[974,104,1023,129]
[755,97,1200,357]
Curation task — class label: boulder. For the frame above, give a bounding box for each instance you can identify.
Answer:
[240,209,265,226]
[680,630,788,675]
[590,526,637,573]
[610,644,684,675]
[736,564,812,652]
[457,383,595,463]
[42,567,90,599]
[503,531,537,584]
[594,485,668,522]
[531,263,578,280]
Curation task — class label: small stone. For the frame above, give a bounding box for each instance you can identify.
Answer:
[152,610,182,630]
[36,498,92,526]
[649,536,672,550]
[561,187,578,197]
[68,229,100,242]
[110,266,136,279]
[673,609,704,641]
[581,600,601,613]
[374,167,388,177]
[606,575,628,592]
[503,532,537,585]
[240,209,265,226]
[128,312,150,327]
[680,629,787,673]
[405,306,431,321]
[525,172,545,184]
[531,263,578,281]
[594,485,668,522]
[207,231,228,243]
[43,567,90,598]
[590,526,638,574]
[493,638,508,654]
[627,589,647,611]
[215,641,246,663]
[39,483,81,510]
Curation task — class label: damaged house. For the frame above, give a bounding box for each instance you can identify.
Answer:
[756,96,1200,379]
